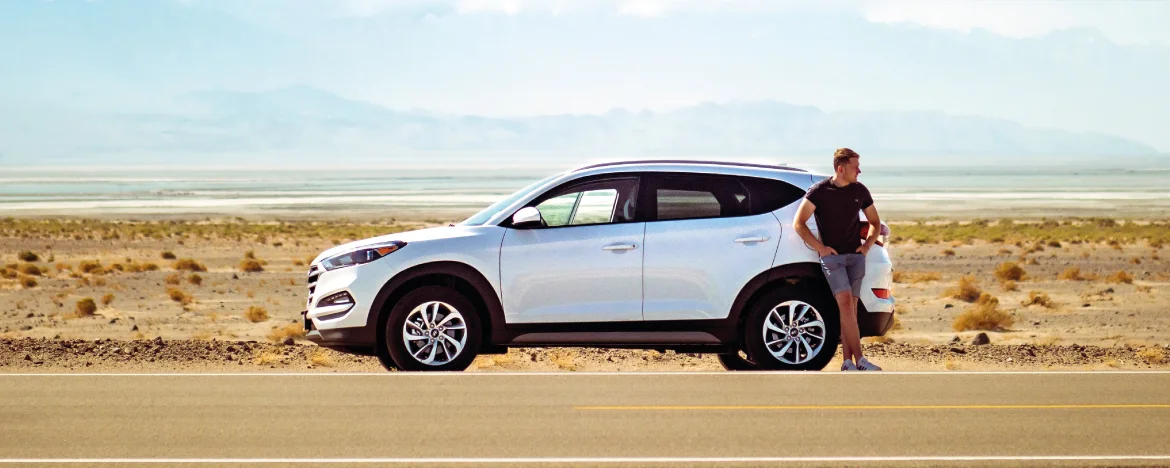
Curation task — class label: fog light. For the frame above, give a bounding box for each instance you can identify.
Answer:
[317,291,354,308]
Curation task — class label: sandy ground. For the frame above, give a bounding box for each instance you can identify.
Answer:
[2,218,1168,372]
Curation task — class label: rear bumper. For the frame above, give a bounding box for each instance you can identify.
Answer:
[858,302,895,337]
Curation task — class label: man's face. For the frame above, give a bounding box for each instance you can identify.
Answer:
[837,157,861,183]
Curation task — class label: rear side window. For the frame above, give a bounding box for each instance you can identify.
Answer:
[740,176,806,214]
[650,174,750,221]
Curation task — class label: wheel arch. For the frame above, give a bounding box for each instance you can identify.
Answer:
[728,262,830,335]
[370,261,506,352]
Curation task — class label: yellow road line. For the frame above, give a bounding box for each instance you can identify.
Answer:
[576,404,1170,411]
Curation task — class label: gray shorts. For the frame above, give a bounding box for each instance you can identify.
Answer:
[820,253,866,297]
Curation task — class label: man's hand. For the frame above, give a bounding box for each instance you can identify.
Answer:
[855,244,870,256]
[817,245,838,257]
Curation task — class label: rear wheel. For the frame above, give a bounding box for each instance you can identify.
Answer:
[744,287,840,371]
[384,286,481,372]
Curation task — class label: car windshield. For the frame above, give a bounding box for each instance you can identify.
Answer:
[459,173,562,226]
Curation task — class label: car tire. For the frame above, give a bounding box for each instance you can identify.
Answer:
[744,287,840,371]
[384,286,481,372]
[717,351,761,371]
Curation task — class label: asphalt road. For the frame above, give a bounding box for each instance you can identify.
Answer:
[2,371,1170,467]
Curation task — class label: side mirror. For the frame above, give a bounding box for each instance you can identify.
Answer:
[511,207,543,228]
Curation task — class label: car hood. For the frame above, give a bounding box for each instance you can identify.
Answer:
[312,225,485,265]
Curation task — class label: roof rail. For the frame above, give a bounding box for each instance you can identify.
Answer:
[572,159,807,173]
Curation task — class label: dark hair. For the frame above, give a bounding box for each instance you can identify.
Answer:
[833,148,859,169]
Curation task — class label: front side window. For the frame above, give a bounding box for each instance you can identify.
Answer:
[526,177,639,228]
[650,174,749,221]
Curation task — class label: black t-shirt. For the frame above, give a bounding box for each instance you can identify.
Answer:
[804,178,873,254]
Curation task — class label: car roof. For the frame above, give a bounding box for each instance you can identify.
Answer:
[568,159,822,189]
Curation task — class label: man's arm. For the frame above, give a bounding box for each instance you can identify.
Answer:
[857,204,881,255]
[793,199,836,257]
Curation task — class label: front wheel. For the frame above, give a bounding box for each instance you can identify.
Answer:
[744,287,840,371]
[384,286,481,372]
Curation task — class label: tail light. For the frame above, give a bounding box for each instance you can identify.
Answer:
[872,288,891,299]
[861,222,891,246]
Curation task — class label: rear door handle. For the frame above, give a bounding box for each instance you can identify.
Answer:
[602,244,637,251]
[734,236,769,244]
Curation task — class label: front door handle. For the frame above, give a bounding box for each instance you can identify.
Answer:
[602,243,637,251]
[734,236,770,244]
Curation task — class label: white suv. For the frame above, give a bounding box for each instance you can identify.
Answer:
[303,160,895,371]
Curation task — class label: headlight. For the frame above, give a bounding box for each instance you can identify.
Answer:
[320,241,406,271]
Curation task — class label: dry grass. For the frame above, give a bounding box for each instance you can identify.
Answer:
[75,298,97,317]
[941,249,956,257]
[173,259,207,272]
[944,275,982,303]
[310,350,334,367]
[78,260,104,275]
[19,275,37,289]
[239,259,264,273]
[164,273,181,285]
[549,349,579,371]
[293,259,305,267]
[994,262,1026,282]
[18,250,40,262]
[1000,280,1018,291]
[166,287,193,304]
[245,306,269,323]
[1022,291,1054,308]
[1058,267,1084,281]
[17,264,42,276]
[1106,271,1134,284]
[187,273,203,286]
[101,293,115,306]
[267,323,305,343]
[864,335,895,344]
[1130,257,1142,265]
[1136,347,1166,365]
[93,277,107,287]
[254,352,281,366]
[160,251,176,260]
[893,271,942,284]
[953,293,1014,332]
[141,262,160,271]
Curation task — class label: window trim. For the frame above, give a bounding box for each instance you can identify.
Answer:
[500,174,642,229]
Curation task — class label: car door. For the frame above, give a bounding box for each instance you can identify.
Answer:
[641,173,785,321]
[500,176,645,323]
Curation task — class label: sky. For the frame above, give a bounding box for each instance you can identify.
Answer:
[1,0,1168,153]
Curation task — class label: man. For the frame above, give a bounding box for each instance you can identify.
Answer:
[794,148,883,371]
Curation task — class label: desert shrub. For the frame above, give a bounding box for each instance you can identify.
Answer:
[996,248,1013,256]
[93,277,106,287]
[1046,240,1062,248]
[141,262,160,271]
[187,273,203,286]
[17,264,42,276]
[953,294,1013,332]
[166,287,192,304]
[101,293,115,306]
[79,260,104,274]
[1058,267,1084,281]
[1022,291,1053,308]
[75,298,97,317]
[161,251,176,260]
[173,259,207,272]
[994,262,1026,282]
[1106,271,1134,284]
[244,250,256,259]
[293,259,305,267]
[941,249,956,257]
[894,271,941,284]
[267,323,306,343]
[1136,347,1166,365]
[1131,257,1142,265]
[245,306,269,323]
[19,275,37,288]
[164,273,181,285]
[1001,280,1018,291]
[945,275,982,302]
[18,250,39,262]
[0,268,15,279]
[239,259,264,273]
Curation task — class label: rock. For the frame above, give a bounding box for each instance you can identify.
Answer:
[109,319,118,324]
[1104,288,1114,294]
[944,304,954,309]
[971,333,991,346]
[226,345,237,353]
[282,337,295,346]
[19,325,32,331]
[225,355,234,361]
[26,313,34,318]
[131,325,139,332]
[23,354,32,361]
[232,274,239,280]
[153,337,164,345]
[950,336,961,344]
[1033,321,1041,326]
[1082,303,1090,308]
[949,347,966,354]
[1006,357,1013,362]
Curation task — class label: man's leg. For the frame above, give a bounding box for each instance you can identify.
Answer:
[835,291,862,364]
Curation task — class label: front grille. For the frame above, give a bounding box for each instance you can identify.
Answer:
[306,265,320,307]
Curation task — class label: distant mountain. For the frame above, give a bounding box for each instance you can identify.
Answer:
[0,86,1158,166]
